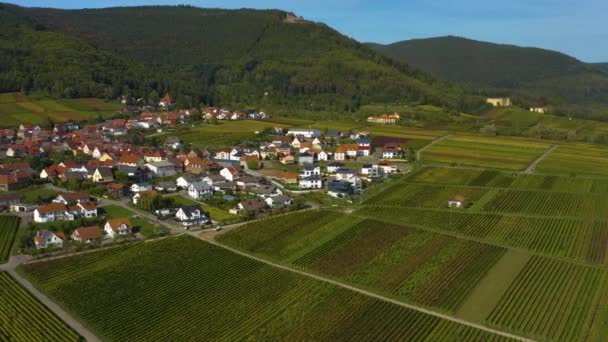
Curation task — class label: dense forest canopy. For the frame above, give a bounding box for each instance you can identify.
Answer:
[367,36,608,119]
[0,3,488,115]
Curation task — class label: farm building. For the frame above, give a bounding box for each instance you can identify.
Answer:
[448,195,465,208]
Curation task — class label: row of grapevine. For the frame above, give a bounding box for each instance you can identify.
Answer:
[482,189,608,218]
[365,183,489,208]
[0,271,80,341]
[19,236,514,341]
[486,256,605,341]
[357,206,608,265]
[411,166,608,193]
[0,215,20,263]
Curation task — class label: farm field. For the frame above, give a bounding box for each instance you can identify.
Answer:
[0,215,20,263]
[219,212,506,314]
[421,135,551,170]
[18,236,512,341]
[0,271,80,341]
[0,92,121,127]
[536,143,608,176]
[486,256,607,341]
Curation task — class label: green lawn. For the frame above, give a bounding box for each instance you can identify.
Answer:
[170,195,238,223]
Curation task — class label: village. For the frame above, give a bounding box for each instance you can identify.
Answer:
[0,97,410,255]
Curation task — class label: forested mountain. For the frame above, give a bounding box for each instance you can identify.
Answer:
[367,36,608,119]
[594,63,608,72]
[0,3,485,115]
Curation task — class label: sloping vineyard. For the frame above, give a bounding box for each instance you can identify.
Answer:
[0,215,20,263]
[18,236,514,341]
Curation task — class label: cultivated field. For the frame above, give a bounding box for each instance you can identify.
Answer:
[0,215,20,263]
[421,135,551,170]
[18,236,512,341]
[0,271,80,341]
[0,92,121,127]
[536,143,608,176]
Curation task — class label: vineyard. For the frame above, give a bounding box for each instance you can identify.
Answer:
[536,143,608,176]
[0,271,80,341]
[421,135,550,170]
[486,256,607,341]
[0,215,20,263]
[18,236,513,341]
[356,206,608,265]
[221,214,506,313]
[364,183,490,208]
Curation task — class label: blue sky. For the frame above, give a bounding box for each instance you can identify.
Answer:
[11,0,608,62]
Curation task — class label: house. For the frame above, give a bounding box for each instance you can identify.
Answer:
[301,165,321,177]
[53,192,91,205]
[250,185,283,198]
[448,195,465,208]
[175,205,209,227]
[220,166,240,181]
[77,202,98,218]
[105,183,127,198]
[132,190,157,205]
[188,182,213,199]
[155,181,178,192]
[214,148,231,161]
[382,146,401,159]
[272,172,298,184]
[234,198,268,215]
[326,162,345,174]
[530,107,549,113]
[34,203,75,223]
[130,183,153,193]
[377,162,399,174]
[92,167,114,183]
[145,161,177,177]
[159,93,174,108]
[367,113,400,124]
[280,155,295,165]
[486,98,512,107]
[361,164,382,180]
[265,195,292,208]
[286,128,321,138]
[357,138,371,157]
[34,230,65,249]
[213,182,237,193]
[334,144,358,161]
[317,150,330,161]
[335,168,361,188]
[71,226,103,243]
[299,175,323,189]
[176,174,198,189]
[164,136,182,150]
[104,218,133,238]
[327,179,355,198]
[202,174,225,187]
[0,194,21,210]
[298,152,315,165]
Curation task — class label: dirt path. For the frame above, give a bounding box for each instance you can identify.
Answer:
[417,134,453,161]
[190,232,534,342]
[523,145,557,174]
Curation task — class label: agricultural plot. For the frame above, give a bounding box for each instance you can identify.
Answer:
[0,92,121,127]
[0,216,20,263]
[18,236,512,341]
[365,182,490,208]
[220,212,505,313]
[356,206,608,265]
[486,256,607,341]
[421,135,550,170]
[481,189,608,218]
[0,271,80,341]
[536,144,608,177]
[411,166,608,193]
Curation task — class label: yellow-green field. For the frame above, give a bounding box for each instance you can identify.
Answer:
[536,143,608,176]
[0,92,121,127]
[422,135,551,170]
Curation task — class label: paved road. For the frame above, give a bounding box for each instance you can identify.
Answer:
[417,134,453,161]
[523,145,557,174]
[190,233,534,342]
